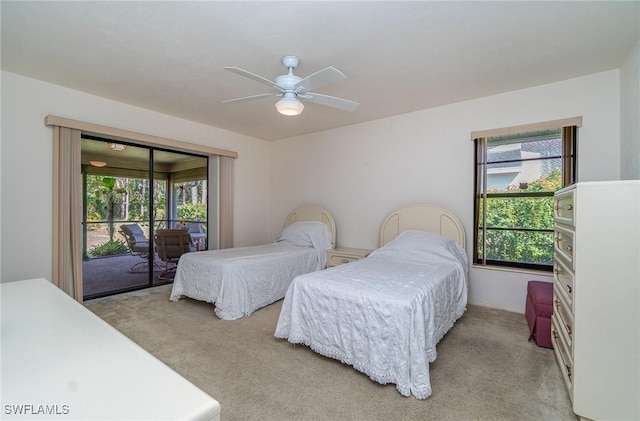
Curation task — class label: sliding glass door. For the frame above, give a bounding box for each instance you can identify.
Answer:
[81,137,208,300]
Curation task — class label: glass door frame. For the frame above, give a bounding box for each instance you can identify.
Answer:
[81,135,209,300]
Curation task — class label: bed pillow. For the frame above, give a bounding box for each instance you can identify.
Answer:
[370,230,464,264]
[278,221,332,250]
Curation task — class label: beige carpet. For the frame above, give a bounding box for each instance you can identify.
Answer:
[85,284,576,421]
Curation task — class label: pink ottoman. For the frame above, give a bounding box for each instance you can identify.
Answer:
[525,281,553,349]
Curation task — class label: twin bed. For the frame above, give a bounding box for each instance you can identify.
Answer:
[170,203,468,399]
[274,204,468,399]
[169,205,336,320]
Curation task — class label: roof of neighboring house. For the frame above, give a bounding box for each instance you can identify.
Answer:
[488,139,561,176]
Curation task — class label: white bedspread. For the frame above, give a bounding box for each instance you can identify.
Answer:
[274,231,468,399]
[170,243,322,320]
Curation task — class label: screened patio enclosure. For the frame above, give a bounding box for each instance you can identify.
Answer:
[81,136,214,300]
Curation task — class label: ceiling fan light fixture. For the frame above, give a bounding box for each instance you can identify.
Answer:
[108,142,127,151]
[225,55,358,115]
[275,95,305,116]
[89,160,107,167]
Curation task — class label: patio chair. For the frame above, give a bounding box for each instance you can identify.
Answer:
[154,229,196,280]
[188,222,203,233]
[173,221,205,250]
[119,224,154,272]
[188,222,206,250]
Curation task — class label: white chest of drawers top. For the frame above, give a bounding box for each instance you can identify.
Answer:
[551,181,639,421]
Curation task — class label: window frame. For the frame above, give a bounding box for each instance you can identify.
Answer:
[473,120,578,272]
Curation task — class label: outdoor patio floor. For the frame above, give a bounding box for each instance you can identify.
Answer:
[82,254,172,300]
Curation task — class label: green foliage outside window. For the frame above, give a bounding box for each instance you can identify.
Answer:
[85,175,167,257]
[86,175,167,224]
[177,202,207,222]
[87,239,129,257]
[479,170,561,266]
[174,181,207,225]
[475,124,576,270]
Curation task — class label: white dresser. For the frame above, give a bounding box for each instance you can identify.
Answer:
[552,181,639,421]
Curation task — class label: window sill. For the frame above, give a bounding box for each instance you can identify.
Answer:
[471,264,552,277]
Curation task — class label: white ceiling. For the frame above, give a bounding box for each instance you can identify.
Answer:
[2,1,638,141]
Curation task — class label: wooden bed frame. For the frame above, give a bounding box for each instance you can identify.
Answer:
[379,204,465,248]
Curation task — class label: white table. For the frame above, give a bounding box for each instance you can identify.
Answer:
[0,278,221,420]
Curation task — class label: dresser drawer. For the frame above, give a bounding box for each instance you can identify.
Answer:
[554,190,575,227]
[553,258,574,306]
[328,254,359,267]
[327,248,373,268]
[552,315,574,394]
[553,284,573,348]
[554,225,575,269]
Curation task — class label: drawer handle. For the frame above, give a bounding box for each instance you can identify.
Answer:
[566,324,572,336]
[554,204,574,212]
[554,267,562,275]
[341,259,349,264]
[565,245,573,252]
[566,284,572,294]
[565,364,572,379]
[554,299,560,310]
[555,236,562,243]
[552,330,559,340]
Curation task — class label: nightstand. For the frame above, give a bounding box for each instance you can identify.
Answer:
[327,247,373,268]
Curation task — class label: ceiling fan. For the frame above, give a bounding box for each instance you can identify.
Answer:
[223,55,359,116]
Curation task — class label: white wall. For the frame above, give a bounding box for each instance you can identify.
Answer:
[271,70,621,313]
[1,68,627,312]
[620,39,640,180]
[0,71,271,283]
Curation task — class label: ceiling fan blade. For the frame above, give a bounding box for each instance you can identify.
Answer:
[224,67,283,92]
[300,93,359,112]
[294,66,346,93]
[223,93,280,104]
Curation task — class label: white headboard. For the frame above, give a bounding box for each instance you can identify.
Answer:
[379,204,465,248]
[284,205,337,248]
